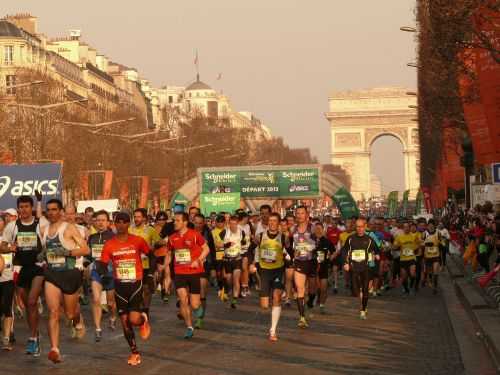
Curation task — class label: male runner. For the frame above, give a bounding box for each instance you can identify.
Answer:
[291,206,316,328]
[313,222,334,313]
[0,235,14,351]
[326,218,342,294]
[1,195,45,356]
[253,212,288,341]
[238,212,252,297]
[97,212,151,366]
[167,212,209,339]
[211,215,227,301]
[343,218,379,319]
[219,215,247,308]
[87,210,117,341]
[422,221,441,294]
[393,222,420,296]
[40,199,89,363]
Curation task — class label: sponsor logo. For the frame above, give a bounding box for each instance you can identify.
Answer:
[0,176,59,198]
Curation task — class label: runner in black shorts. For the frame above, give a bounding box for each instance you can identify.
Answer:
[312,222,334,314]
[97,212,151,366]
[211,215,227,301]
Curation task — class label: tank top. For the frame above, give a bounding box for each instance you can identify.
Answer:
[43,222,77,271]
[292,224,315,261]
[259,231,284,270]
[13,218,41,267]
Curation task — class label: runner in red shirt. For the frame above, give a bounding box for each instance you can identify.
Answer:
[97,212,151,366]
[167,212,209,339]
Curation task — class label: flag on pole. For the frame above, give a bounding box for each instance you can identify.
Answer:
[216,73,222,80]
[194,50,198,66]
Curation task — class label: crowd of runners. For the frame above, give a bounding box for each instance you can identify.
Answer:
[0,194,498,366]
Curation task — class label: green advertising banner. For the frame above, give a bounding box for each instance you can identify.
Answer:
[169,191,190,209]
[401,190,410,218]
[200,192,241,216]
[199,166,320,199]
[415,189,423,215]
[332,187,359,219]
[387,191,399,218]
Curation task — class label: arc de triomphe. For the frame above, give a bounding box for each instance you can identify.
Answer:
[325,87,420,200]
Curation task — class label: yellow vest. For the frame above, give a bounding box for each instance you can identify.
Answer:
[258,231,284,270]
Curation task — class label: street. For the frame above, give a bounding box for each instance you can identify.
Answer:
[2,278,472,375]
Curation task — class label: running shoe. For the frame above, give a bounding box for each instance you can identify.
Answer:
[26,338,36,355]
[230,298,237,309]
[184,327,194,339]
[162,294,169,304]
[333,288,338,295]
[139,313,151,340]
[319,305,326,315]
[127,352,141,366]
[269,332,278,342]
[297,317,309,328]
[109,318,117,331]
[360,310,367,320]
[2,337,12,351]
[32,337,41,357]
[194,318,203,330]
[71,317,86,339]
[95,329,102,343]
[48,348,62,364]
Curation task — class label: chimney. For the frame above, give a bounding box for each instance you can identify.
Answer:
[69,29,81,41]
[5,13,38,34]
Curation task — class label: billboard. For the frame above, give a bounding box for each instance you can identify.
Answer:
[0,163,63,209]
[199,165,321,199]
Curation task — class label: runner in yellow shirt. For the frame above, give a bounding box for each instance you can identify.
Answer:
[393,223,420,297]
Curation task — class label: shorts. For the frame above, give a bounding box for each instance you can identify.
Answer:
[223,258,242,274]
[44,269,83,295]
[240,251,250,259]
[285,259,294,269]
[202,261,210,279]
[259,267,285,297]
[90,268,115,291]
[294,259,316,277]
[215,260,224,273]
[318,262,330,279]
[142,272,155,291]
[369,262,380,279]
[425,256,440,269]
[400,259,416,271]
[331,255,343,268]
[17,265,44,289]
[0,281,15,317]
[175,273,201,294]
[115,280,143,315]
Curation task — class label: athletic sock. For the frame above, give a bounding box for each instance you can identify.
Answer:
[193,306,204,319]
[307,293,316,308]
[200,298,206,319]
[433,274,438,288]
[124,324,137,352]
[297,297,305,318]
[270,306,281,335]
[362,295,368,311]
[403,279,409,293]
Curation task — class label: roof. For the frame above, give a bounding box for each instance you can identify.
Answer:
[186,75,212,91]
[0,20,23,38]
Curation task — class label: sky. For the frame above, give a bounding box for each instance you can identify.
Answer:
[3,1,416,189]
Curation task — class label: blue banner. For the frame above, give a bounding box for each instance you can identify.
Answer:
[0,163,63,209]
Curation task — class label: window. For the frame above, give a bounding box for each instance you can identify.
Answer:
[168,95,173,104]
[19,46,24,63]
[6,75,16,94]
[4,45,14,65]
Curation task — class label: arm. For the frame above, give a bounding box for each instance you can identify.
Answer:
[95,242,111,276]
[67,224,90,256]
[0,223,16,253]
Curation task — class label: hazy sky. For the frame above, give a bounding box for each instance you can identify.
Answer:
[4,1,416,187]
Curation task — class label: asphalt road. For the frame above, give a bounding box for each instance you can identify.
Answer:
[0,280,469,375]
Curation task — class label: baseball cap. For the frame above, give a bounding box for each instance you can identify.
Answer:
[4,208,17,217]
[114,212,131,223]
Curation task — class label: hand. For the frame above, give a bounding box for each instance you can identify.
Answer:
[249,263,257,274]
[8,243,17,253]
[375,254,380,261]
[343,264,350,272]
[190,259,200,268]
[35,190,43,202]
[36,249,46,263]
[285,253,291,261]
[52,247,70,257]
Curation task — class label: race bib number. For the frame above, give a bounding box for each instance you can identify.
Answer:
[116,260,136,280]
[216,250,224,261]
[141,254,150,269]
[47,250,65,266]
[402,248,414,257]
[92,244,104,260]
[426,246,439,257]
[2,253,13,269]
[175,249,191,264]
[478,244,488,254]
[317,252,325,263]
[226,244,241,258]
[261,248,277,263]
[351,249,366,262]
[295,242,312,257]
[17,232,37,249]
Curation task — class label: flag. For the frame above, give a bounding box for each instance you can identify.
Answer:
[216,73,222,80]
[387,191,398,218]
[332,187,359,219]
[415,189,423,215]
[194,50,199,67]
[401,190,410,218]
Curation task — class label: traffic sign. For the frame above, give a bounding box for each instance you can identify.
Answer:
[492,163,500,184]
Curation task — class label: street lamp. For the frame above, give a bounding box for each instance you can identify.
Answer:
[400,26,417,32]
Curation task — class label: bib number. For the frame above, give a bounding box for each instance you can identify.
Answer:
[17,232,37,249]
[478,244,488,254]
[47,250,65,266]
[261,248,277,263]
[116,260,136,280]
[226,245,240,258]
[317,252,325,263]
[2,253,13,269]
[216,250,224,261]
[141,254,150,269]
[402,248,414,257]
[175,249,191,264]
[92,244,104,260]
[351,249,365,262]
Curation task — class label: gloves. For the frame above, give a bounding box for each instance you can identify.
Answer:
[35,190,43,202]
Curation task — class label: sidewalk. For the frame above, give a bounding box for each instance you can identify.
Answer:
[446,254,500,374]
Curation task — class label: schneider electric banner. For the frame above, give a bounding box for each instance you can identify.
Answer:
[199,165,321,199]
[0,163,62,208]
[200,193,241,216]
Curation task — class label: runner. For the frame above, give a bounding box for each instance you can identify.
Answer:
[129,208,160,318]
[0,195,46,356]
[253,212,288,341]
[326,217,342,294]
[153,211,170,303]
[313,222,334,314]
[211,215,227,301]
[422,221,441,294]
[219,215,247,309]
[393,222,420,296]
[96,212,151,366]
[87,210,117,342]
[0,228,14,351]
[193,213,216,328]
[167,212,210,339]
[238,212,252,297]
[339,219,354,294]
[283,213,295,306]
[291,206,316,328]
[40,199,89,363]
[342,218,379,319]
